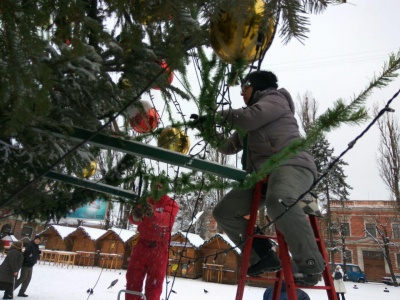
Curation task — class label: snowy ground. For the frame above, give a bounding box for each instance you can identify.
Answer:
[1,261,399,300]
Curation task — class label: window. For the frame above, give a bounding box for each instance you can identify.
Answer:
[340,223,350,237]
[350,266,358,272]
[365,223,376,238]
[397,253,400,268]
[0,224,12,236]
[393,224,400,239]
[21,226,34,239]
[363,250,384,259]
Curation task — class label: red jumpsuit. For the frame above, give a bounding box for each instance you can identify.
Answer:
[126,195,179,300]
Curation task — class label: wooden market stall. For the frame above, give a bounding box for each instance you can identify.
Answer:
[123,228,139,269]
[200,233,240,285]
[68,226,107,267]
[97,227,137,270]
[38,225,77,251]
[168,231,204,278]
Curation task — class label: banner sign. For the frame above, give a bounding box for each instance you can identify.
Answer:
[66,198,108,221]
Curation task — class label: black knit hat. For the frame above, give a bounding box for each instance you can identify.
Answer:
[243,71,278,92]
[34,235,41,240]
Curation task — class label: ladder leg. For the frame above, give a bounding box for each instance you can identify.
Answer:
[271,270,284,300]
[273,230,298,300]
[235,181,264,300]
[309,216,338,300]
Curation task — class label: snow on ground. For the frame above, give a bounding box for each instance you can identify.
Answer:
[2,261,399,300]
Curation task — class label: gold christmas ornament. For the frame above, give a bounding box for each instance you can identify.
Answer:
[157,128,190,154]
[209,0,275,64]
[81,161,97,178]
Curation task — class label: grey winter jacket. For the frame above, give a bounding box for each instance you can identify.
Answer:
[0,247,23,283]
[217,88,317,178]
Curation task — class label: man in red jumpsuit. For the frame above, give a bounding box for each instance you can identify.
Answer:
[126,192,179,300]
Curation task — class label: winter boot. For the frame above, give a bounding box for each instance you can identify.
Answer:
[2,290,13,299]
[247,237,282,276]
[17,292,28,297]
[293,272,322,286]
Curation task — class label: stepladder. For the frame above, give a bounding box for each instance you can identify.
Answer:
[235,179,338,300]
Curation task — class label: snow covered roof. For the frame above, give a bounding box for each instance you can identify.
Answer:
[39,225,77,239]
[76,226,107,240]
[172,231,204,249]
[204,233,241,255]
[1,235,18,242]
[110,227,137,243]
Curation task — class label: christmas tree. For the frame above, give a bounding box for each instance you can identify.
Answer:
[1,0,398,224]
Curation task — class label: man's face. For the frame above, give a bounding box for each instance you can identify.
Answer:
[241,82,253,105]
[34,238,40,244]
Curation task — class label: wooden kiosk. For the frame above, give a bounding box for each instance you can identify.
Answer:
[200,233,240,285]
[39,225,76,251]
[69,226,107,267]
[97,227,136,270]
[168,231,204,278]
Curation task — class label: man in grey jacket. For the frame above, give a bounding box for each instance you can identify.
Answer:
[212,70,325,286]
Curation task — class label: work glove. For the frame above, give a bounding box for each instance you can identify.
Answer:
[131,202,154,222]
[189,114,207,132]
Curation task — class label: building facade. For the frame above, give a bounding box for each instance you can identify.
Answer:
[0,216,46,243]
[324,200,400,282]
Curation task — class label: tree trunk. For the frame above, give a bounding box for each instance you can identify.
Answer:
[326,188,335,265]
[383,237,399,287]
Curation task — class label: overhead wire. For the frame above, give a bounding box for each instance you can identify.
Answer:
[266,48,400,72]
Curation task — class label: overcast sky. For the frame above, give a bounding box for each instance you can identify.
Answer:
[258,0,400,200]
[201,0,400,201]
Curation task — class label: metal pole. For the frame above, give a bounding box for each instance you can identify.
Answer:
[12,276,16,298]
[117,289,146,300]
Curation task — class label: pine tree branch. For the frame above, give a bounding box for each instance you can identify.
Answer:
[279,0,310,44]
[350,49,400,111]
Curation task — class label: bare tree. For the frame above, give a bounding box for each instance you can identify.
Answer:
[297,91,319,132]
[297,92,352,265]
[364,213,400,287]
[173,147,230,240]
[375,105,400,212]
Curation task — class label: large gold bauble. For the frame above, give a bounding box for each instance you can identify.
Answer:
[157,128,190,155]
[209,0,275,64]
[81,161,97,178]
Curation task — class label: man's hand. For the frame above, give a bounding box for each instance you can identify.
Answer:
[131,202,154,221]
[131,205,144,222]
[143,203,154,217]
[189,114,207,132]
